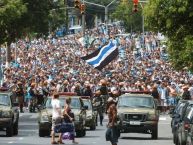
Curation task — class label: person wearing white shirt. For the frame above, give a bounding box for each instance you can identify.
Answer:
[51,93,63,144]
[188,82,193,99]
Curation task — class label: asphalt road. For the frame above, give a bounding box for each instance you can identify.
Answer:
[0,112,174,145]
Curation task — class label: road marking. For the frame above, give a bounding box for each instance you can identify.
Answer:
[8,141,14,144]
[29,114,38,119]
[159,117,167,121]
[18,137,23,140]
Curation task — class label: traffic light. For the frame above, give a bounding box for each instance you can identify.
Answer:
[80,4,85,14]
[133,4,138,12]
[133,0,138,12]
[133,0,139,4]
[74,0,80,9]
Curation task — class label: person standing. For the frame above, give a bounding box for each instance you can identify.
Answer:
[15,81,25,113]
[182,85,191,100]
[92,90,104,126]
[151,85,160,106]
[63,97,78,144]
[106,97,119,145]
[51,93,63,144]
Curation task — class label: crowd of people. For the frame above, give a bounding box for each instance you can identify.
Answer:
[0,23,193,114]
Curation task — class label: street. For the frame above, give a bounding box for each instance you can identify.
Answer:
[0,112,173,145]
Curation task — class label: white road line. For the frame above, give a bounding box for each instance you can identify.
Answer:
[18,137,23,140]
[159,117,167,121]
[8,141,13,144]
[29,114,38,119]
[159,122,170,125]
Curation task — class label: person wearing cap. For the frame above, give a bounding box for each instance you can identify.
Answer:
[14,81,25,113]
[99,79,109,113]
[59,80,69,92]
[28,83,37,113]
[105,96,119,145]
[81,81,93,98]
[182,85,191,100]
[92,90,104,126]
[108,87,119,105]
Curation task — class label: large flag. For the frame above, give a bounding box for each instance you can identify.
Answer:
[81,41,118,70]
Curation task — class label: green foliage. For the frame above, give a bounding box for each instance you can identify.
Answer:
[144,0,193,71]
[111,2,143,32]
[0,0,67,45]
[0,0,27,44]
[48,0,66,33]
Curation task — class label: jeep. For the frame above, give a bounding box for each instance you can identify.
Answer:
[117,93,159,139]
[0,88,19,137]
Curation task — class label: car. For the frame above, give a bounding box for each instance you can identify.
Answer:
[117,92,159,139]
[177,101,193,145]
[38,92,87,137]
[186,108,193,145]
[170,100,188,144]
[81,96,97,130]
[0,87,19,137]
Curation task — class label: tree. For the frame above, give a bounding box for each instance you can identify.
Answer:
[144,0,193,71]
[0,0,27,44]
[111,1,143,32]
[0,0,66,65]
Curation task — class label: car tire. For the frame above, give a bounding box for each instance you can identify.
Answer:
[151,125,158,139]
[39,129,50,137]
[13,121,19,135]
[76,130,82,137]
[83,129,86,136]
[76,129,86,137]
[90,124,96,130]
[6,124,13,137]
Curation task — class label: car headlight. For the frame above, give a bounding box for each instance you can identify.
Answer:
[75,115,80,121]
[2,111,11,118]
[148,114,158,121]
[87,112,92,118]
[41,115,49,122]
[118,113,124,120]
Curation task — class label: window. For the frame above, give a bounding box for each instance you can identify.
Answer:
[0,94,10,106]
[118,96,154,108]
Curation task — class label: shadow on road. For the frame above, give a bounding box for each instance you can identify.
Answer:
[83,135,100,138]
[120,136,172,141]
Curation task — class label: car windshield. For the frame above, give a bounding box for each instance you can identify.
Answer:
[118,96,154,108]
[0,94,10,106]
[83,100,92,110]
[45,97,81,109]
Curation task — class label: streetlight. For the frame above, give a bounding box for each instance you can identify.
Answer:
[83,0,117,24]
[83,0,117,35]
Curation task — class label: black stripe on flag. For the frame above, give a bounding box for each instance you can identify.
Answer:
[95,48,119,70]
[81,48,100,60]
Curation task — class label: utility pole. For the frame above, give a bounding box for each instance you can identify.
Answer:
[5,42,10,68]
[82,0,85,36]
[0,45,2,85]
[64,0,69,35]
[84,0,117,24]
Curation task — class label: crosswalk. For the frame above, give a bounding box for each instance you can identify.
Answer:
[19,112,171,120]
[19,112,38,119]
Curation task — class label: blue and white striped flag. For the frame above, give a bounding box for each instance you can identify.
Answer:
[81,41,118,70]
